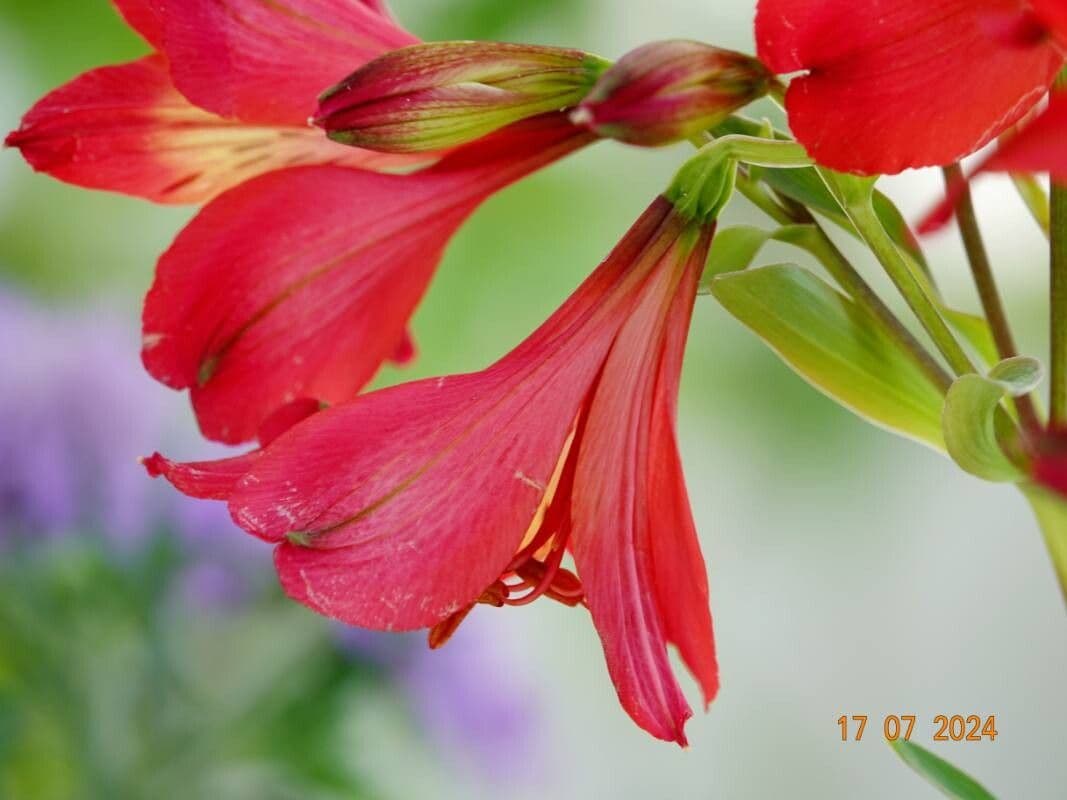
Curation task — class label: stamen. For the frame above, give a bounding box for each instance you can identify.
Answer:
[504,533,571,607]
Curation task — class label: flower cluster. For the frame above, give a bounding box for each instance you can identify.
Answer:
[9,0,1067,752]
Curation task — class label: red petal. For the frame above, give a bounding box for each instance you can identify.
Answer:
[756,0,1064,174]
[142,115,591,444]
[918,96,1067,233]
[257,397,325,447]
[569,226,713,746]
[1031,0,1067,40]
[228,197,677,631]
[985,95,1067,179]
[111,0,163,47]
[388,329,417,366]
[647,263,718,709]
[4,56,417,205]
[157,0,418,126]
[142,450,260,500]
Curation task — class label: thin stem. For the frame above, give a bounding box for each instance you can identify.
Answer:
[822,170,977,377]
[944,164,1041,432]
[1022,486,1067,607]
[1011,174,1051,237]
[1052,181,1067,426]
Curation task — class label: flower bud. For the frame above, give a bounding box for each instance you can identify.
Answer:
[571,40,773,147]
[315,42,609,153]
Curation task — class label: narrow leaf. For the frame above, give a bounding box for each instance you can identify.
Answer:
[701,225,772,288]
[710,264,945,447]
[889,740,997,800]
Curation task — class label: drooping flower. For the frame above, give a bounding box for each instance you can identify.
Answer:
[145,152,737,743]
[755,0,1066,174]
[571,40,774,147]
[315,41,610,152]
[141,114,594,444]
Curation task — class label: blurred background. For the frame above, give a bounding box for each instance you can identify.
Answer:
[2,0,1066,797]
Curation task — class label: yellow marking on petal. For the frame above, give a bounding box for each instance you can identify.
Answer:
[516,421,578,554]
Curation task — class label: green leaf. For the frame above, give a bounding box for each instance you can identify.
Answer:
[889,740,997,800]
[710,264,946,448]
[942,357,1042,482]
[701,226,772,288]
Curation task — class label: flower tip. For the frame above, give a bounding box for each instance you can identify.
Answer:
[141,452,169,478]
[4,127,25,149]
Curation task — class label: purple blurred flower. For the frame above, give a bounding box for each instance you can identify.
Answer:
[0,286,263,602]
[337,614,545,783]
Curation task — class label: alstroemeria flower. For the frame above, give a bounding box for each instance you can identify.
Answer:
[6,0,420,204]
[146,187,724,744]
[9,0,600,445]
[142,114,594,444]
[756,0,1066,174]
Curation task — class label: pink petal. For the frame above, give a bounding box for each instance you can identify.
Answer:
[4,56,418,205]
[569,226,713,745]
[156,0,418,126]
[142,451,261,500]
[756,0,1064,173]
[142,114,593,443]
[111,0,163,47]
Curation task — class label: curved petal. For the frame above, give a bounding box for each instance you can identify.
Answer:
[647,264,718,709]
[4,56,418,205]
[569,228,713,745]
[156,0,418,126]
[985,95,1067,178]
[142,114,593,444]
[143,451,261,500]
[112,0,164,47]
[756,0,1064,173]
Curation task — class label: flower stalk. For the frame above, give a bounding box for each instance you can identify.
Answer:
[1052,179,1067,427]
[944,163,1042,432]
[821,170,977,378]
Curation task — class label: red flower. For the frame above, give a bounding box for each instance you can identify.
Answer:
[756,0,1065,174]
[8,0,597,444]
[147,194,720,744]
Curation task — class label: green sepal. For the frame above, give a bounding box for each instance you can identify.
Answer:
[888,740,997,800]
[942,357,1042,482]
[709,263,946,448]
[667,153,738,223]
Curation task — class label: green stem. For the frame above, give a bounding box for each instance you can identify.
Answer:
[1011,174,1051,236]
[781,219,953,393]
[822,170,977,377]
[944,164,1041,433]
[1052,180,1067,426]
[1022,485,1067,607]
